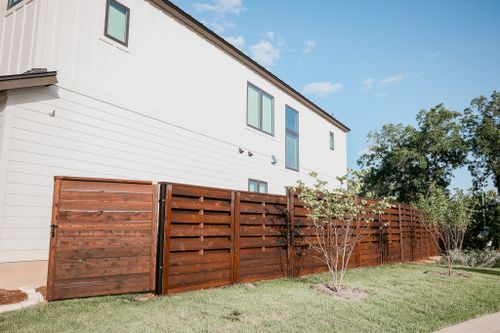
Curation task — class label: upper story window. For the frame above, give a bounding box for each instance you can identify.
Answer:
[7,0,22,9]
[248,179,268,193]
[285,106,299,171]
[329,131,335,150]
[247,83,274,136]
[104,0,130,46]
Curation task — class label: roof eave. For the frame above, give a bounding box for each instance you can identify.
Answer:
[147,0,351,133]
[0,71,58,91]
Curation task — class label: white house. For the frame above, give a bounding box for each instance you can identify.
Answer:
[0,0,349,289]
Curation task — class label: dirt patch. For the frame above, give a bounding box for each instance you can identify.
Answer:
[36,286,47,300]
[0,289,28,306]
[416,256,441,264]
[135,293,157,302]
[222,310,242,322]
[243,283,256,289]
[424,270,472,278]
[313,284,370,301]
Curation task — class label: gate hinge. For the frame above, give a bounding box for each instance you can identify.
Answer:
[50,224,58,238]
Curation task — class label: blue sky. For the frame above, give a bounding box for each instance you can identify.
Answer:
[172,0,500,189]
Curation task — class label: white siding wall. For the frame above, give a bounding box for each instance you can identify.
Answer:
[0,0,41,74]
[0,0,348,264]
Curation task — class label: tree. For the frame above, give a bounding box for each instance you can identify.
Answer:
[358,104,468,203]
[295,171,391,292]
[462,91,500,192]
[417,186,474,275]
[463,190,500,250]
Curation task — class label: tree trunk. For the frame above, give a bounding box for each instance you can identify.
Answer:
[447,255,452,276]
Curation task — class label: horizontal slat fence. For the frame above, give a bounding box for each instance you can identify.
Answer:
[47,177,158,301]
[161,184,234,293]
[47,177,439,299]
[158,183,439,295]
[237,192,288,283]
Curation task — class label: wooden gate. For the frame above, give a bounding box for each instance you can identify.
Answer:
[46,177,158,300]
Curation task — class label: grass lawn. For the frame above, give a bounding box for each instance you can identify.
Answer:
[1,263,499,333]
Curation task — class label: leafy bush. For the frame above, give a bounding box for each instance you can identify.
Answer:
[441,249,500,268]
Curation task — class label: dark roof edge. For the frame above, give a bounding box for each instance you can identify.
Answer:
[0,71,58,91]
[148,0,350,133]
[0,71,58,82]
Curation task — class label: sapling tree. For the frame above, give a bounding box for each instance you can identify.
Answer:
[417,186,474,275]
[295,171,392,292]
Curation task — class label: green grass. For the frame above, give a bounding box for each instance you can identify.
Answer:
[1,264,499,333]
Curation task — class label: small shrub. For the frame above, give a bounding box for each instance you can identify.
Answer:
[441,249,500,268]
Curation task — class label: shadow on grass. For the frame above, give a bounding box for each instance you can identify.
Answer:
[456,267,500,276]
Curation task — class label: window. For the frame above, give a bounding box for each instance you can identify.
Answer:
[285,106,299,170]
[248,179,268,193]
[329,131,335,150]
[7,0,22,9]
[247,83,274,135]
[104,0,130,46]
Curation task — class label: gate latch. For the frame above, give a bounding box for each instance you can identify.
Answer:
[50,224,58,238]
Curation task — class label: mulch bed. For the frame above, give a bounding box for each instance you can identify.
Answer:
[313,284,370,301]
[36,286,47,300]
[424,270,472,278]
[0,289,28,306]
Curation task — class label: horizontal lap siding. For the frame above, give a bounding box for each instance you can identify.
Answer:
[165,184,233,293]
[1,87,318,264]
[47,178,157,300]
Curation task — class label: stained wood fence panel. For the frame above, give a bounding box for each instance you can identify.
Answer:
[160,183,234,293]
[237,192,288,283]
[46,177,158,301]
[290,194,328,276]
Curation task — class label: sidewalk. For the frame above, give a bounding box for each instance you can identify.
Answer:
[435,312,500,333]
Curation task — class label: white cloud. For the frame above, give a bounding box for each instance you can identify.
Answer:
[194,0,245,15]
[250,32,282,68]
[302,40,316,54]
[380,73,405,85]
[303,82,343,98]
[225,35,245,49]
[250,42,280,67]
[363,78,375,90]
[209,21,235,33]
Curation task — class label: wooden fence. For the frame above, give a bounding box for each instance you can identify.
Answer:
[47,177,439,300]
[157,182,439,295]
[47,177,158,301]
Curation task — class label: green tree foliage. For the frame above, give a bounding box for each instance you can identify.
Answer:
[295,171,391,292]
[417,186,474,275]
[358,104,467,203]
[462,91,500,192]
[463,191,500,249]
